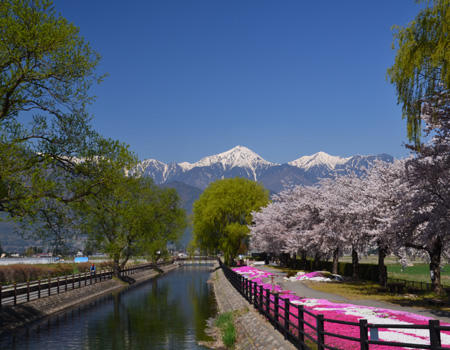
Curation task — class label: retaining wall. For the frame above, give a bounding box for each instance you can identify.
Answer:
[211,268,295,350]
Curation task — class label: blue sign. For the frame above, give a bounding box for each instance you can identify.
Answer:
[74,256,89,263]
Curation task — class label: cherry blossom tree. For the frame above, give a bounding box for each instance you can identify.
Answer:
[394,105,450,293]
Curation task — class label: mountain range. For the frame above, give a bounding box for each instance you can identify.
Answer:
[0,146,393,251]
[134,146,393,193]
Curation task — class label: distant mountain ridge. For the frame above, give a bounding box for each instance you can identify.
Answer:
[0,147,394,251]
[134,146,393,193]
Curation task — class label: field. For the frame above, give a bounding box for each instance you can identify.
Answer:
[295,255,450,311]
[336,255,450,286]
[387,263,450,286]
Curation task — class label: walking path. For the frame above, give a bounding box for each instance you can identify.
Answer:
[256,265,450,323]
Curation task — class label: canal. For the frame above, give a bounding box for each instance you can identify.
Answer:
[0,266,217,350]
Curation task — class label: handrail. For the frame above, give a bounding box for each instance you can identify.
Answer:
[0,261,170,307]
[219,259,447,350]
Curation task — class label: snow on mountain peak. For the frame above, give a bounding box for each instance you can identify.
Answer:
[193,145,276,169]
[141,158,167,167]
[174,145,276,180]
[288,151,351,170]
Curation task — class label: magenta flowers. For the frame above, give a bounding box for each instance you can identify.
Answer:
[233,266,450,349]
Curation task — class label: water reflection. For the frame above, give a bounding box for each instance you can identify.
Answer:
[1,267,216,350]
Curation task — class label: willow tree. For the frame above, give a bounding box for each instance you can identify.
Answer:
[81,173,186,277]
[193,178,269,265]
[388,0,449,146]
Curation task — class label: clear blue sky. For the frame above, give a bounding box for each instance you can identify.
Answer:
[55,1,422,164]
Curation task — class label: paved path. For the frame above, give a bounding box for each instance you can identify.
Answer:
[256,265,450,323]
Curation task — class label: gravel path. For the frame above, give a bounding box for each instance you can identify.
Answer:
[255,265,450,323]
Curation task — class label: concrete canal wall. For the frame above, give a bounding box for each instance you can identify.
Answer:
[211,268,295,350]
[0,263,178,335]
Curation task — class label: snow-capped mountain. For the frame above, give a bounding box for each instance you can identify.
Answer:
[134,146,393,192]
[176,145,276,180]
[289,151,351,170]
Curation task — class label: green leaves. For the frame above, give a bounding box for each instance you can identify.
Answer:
[0,0,107,217]
[80,172,186,274]
[192,178,269,264]
[388,0,449,146]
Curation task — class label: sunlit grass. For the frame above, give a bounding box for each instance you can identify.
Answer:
[216,312,236,348]
[269,255,450,286]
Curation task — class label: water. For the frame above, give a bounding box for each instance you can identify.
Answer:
[0,266,217,350]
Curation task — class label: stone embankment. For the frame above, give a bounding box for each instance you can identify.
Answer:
[211,268,296,350]
[0,263,178,335]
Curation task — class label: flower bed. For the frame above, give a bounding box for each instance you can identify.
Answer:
[284,270,343,282]
[233,266,450,349]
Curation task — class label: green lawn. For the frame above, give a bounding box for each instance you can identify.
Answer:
[387,263,450,286]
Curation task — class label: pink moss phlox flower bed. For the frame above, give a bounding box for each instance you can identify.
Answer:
[285,270,341,282]
[232,266,450,349]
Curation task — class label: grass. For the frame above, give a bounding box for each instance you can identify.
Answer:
[271,255,450,286]
[216,312,236,348]
[305,281,450,312]
[387,263,450,286]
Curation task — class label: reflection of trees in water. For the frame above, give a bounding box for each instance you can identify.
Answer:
[188,269,217,342]
[86,278,188,350]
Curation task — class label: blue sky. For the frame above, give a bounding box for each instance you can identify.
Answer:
[55,1,422,164]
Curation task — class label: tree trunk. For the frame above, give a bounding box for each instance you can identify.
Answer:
[429,238,443,294]
[290,252,297,269]
[332,248,340,274]
[314,251,321,270]
[378,244,387,287]
[300,250,307,269]
[113,259,121,278]
[351,247,359,280]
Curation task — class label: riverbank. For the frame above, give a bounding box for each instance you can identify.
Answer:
[0,263,178,335]
[210,267,296,350]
